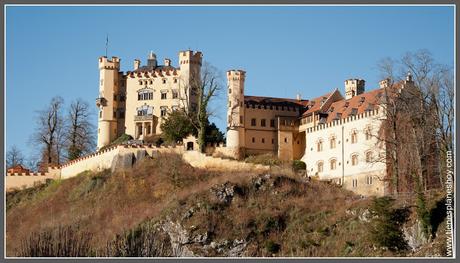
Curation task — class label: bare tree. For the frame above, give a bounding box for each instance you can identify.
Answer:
[66,99,96,160]
[374,50,450,194]
[180,62,223,153]
[31,96,65,168]
[6,145,24,168]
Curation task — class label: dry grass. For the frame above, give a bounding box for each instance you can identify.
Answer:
[6,153,217,256]
[7,152,447,257]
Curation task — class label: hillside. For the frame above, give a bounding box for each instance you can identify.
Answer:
[6,153,449,257]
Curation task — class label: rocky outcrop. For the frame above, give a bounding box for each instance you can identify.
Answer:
[403,219,430,251]
[110,149,150,173]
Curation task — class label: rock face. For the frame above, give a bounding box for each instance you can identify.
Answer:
[210,182,237,204]
[157,219,248,257]
[110,149,150,173]
[404,219,429,251]
[111,153,135,173]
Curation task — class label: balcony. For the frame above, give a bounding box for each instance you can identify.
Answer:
[134,114,155,122]
[95,97,107,107]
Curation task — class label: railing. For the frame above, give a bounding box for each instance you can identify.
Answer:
[134,114,155,121]
[95,97,107,107]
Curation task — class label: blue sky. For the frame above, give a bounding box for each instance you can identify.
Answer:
[6,5,455,159]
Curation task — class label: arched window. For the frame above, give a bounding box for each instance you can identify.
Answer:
[330,159,337,170]
[366,151,373,163]
[365,127,372,140]
[351,130,358,144]
[351,154,358,166]
[317,139,323,152]
[317,161,324,173]
[330,136,336,149]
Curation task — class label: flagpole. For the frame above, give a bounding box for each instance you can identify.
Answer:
[105,34,109,57]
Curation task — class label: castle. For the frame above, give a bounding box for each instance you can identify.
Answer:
[96,50,201,149]
[95,49,418,196]
[7,50,412,197]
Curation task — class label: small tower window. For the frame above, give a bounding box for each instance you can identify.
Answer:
[172,90,179,99]
[317,161,324,173]
[261,138,265,143]
[99,111,102,118]
[317,140,323,152]
[330,159,337,170]
[366,151,373,163]
[160,107,167,117]
[252,137,255,143]
[229,89,232,94]
[162,79,166,84]
[351,130,358,144]
[251,118,256,126]
[351,154,358,166]
[330,137,336,149]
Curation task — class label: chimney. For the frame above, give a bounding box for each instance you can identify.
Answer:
[379,78,390,89]
[344,79,365,100]
[134,59,140,70]
[164,58,171,67]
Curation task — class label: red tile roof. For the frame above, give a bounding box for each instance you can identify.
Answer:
[301,91,335,116]
[7,164,31,174]
[324,88,384,122]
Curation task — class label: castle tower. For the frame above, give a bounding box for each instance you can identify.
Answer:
[178,50,202,111]
[96,56,120,150]
[344,79,365,99]
[226,70,246,158]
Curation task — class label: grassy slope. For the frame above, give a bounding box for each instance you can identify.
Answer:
[6,153,447,257]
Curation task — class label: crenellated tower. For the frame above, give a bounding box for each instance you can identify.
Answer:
[96,56,120,150]
[178,50,202,112]
[226,70,246,158]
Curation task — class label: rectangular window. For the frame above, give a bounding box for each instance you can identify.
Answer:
[113,111,116,118]
[113,94,117,101]
[270,119,275,127]
[161,107,167,117]
[161,92,167,100]
[352,179,358,188]
[261,138,265,143]
[251,118,256,126]
[367,176,373,185]
[172,90,178,99]
[272,138,274,144]
[99,111,102,118]
[252,137,255,143]
[261,119,266,127]
[162,79,166,84]
[240,116,243,124]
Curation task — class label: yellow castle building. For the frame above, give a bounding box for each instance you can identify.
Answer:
[96,50,201,149]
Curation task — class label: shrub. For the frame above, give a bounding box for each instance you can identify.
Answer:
[245,153,282,166]
[99,134,133,151]
[143,134,164,147]
[265,240,281,254]
[368,197,410,253]
[292,160,306,171]
[104,222,171,257]
[160,110,196,144]
[17,225,93,257]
